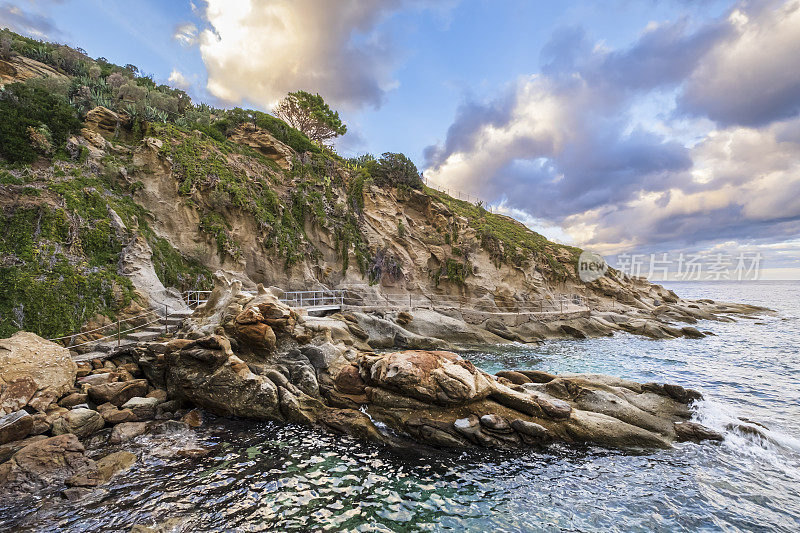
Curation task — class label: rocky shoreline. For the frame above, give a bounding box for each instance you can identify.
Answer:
[0,273,771,508]
[1,273,770,507]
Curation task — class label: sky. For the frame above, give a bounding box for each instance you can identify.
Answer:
[2,0,800,280]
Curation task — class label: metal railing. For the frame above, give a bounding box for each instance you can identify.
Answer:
[47,303,188,351]
[182,289,346,309]
[182,288,587,316]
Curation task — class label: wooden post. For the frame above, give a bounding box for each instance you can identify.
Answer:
[117,318,120,348]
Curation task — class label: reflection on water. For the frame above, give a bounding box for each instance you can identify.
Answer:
[2,282,800,532]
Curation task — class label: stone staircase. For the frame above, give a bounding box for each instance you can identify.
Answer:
[72,309,193,362]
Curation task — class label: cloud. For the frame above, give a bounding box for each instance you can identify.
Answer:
[0,1,62,39]
[192,0,437,110]
[172,22,198,47]
[168,69,191,90]
[679,1,800,127]
[424,0,800,261]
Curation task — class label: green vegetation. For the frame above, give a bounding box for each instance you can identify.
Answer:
[432,258,471,286]
[0,163,212,338]
[425,187,580,278]
[348,153,423,190]
[0,83,82,163]
[275,90,347,146]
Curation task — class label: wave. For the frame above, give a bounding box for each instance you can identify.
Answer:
[692,398,800,481]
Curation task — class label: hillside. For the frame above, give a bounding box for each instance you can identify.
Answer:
[0,29,747,344]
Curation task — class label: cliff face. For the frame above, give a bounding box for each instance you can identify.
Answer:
[122,120,606,305]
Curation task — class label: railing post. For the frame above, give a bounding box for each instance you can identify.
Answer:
[164,304,169,334]
[117,317,121,348]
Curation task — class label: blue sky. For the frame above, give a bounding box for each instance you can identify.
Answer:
[3,0,800,279]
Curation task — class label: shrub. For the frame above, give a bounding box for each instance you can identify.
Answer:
[372,152,423,189]
[0,83,81,163]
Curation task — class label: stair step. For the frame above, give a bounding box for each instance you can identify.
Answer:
[72,350,108,362]
[126,331,162,342]
[168,309,194,318]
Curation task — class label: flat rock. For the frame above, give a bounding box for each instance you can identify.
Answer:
[109,422,149,444]
[88,379,149,406]
[51,408,105,439]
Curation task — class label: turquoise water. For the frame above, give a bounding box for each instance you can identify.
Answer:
[3,281,799,532]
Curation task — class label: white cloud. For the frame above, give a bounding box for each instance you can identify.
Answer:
[425,1,800,264]
[172,22,198,47]
[168,69,191,90]
[680,0,800,126]
[193,0,432,110]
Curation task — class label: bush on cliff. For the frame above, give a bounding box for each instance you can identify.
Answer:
[0,83,81,163]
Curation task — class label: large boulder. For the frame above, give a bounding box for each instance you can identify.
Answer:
[88,379,149,406]
[0,410,34,445]
[359,350,494,405]
[0,434,99,495]
[0,332,77,414]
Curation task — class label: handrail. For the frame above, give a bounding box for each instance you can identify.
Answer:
[47,308,159,341]
[181,288,588,315]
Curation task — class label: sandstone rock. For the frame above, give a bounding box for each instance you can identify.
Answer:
[95,451,137,483]
[84,106,129,139]
[109,422,150,444]
[0,332,77,414]
[480,414,511,432]
[180,409,203,428]
[674,421,724,442]
[495,370,531,385]
[88,379,149,406]
[361,350,493,405]
[146,389,169,402]
[0,410,33,445]
[51,408,105,438]
[0,435,47,464]
[79,372,117,387]
[0,434,98,495]
[0,377,37,414]
[334,364,366,395]
[102,409,137,425]
[121,397,161,420]
[58,392,88,408]
[29,412,51,435]
[511,419,551,441]
[229,122,294,170]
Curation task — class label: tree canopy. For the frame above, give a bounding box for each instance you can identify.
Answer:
[275,91,347,147]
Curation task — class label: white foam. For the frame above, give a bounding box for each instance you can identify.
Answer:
[693,398,800,481]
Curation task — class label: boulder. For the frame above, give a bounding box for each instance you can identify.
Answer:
[674,421,724,442]
[334,364,366,395]
[109,422,149,444]
[51,408,105,438]
[0,434,98,495]
[180,409,203,428]
[58,392,88,408]
[95,451,137,483]
[121,397,161,420]
[102,408,137,425]
[0,435,48,464]
[0,332,77,414]
[88,379,149,406]
[0,410,33,445]
[78,372,117,387]
[360,350,493,405]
